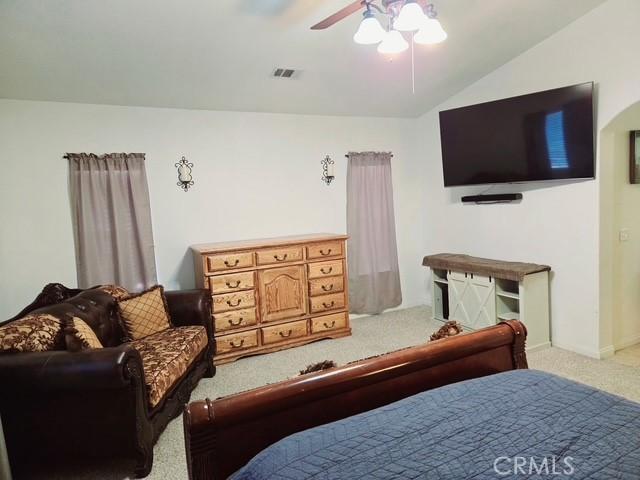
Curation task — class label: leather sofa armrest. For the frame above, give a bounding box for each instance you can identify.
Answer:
[165,289,215,375]
[165,289,212,329]
[0,345,143,391]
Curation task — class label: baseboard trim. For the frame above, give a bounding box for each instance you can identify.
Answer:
[598,345,615,359]
[551,340,604,359]
[349,302,428,320]
[372,309,604,360]
[613,335,640,352]
[526,342,551,353]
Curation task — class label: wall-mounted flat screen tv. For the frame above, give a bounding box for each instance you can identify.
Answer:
[439,82,595,187]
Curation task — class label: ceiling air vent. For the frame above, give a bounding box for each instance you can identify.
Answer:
[272,68,298,79]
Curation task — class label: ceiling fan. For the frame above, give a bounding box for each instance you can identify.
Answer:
[311,0,447,54]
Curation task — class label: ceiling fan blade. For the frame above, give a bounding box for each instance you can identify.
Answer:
[310,1,364,30]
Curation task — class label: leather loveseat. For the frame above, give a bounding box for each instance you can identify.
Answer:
[0,283,216,478]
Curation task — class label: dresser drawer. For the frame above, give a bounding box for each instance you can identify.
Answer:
[206,251,254,273]
[214,308,257,333]
[261,319,308,345]
[307,241,343,260]
[256,246,304,266]
[309,275,344,297]
[309,292,345,314]
[311,312,348,334]
[212,290,256,313]
[216,330,258,355]
[210,271,255,294]
[307,260,343,279]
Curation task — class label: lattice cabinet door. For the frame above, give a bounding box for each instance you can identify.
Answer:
[448,272,496,330]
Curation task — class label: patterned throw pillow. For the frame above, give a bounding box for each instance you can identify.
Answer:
[0,313,64,352]
[65,317,103,351]
[97,284,130,301]
[117,286,172,341]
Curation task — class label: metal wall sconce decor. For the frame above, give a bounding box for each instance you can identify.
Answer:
[176,156,194,192]
[321,155,335,185]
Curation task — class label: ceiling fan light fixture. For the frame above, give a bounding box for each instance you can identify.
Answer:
[393,1,426,32]
[414,17,447,44]
[353,10,386,45]
[377,29,409,55]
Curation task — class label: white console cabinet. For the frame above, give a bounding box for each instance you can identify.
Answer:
[424,254,551,351]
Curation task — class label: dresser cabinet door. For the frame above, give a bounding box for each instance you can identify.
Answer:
[258,265,308,322]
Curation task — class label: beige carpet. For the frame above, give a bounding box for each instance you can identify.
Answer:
[32,306,640,479]
[610,343,640,368]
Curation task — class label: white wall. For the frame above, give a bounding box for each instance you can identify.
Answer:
[0,99,426,319]
[416,0,640,357]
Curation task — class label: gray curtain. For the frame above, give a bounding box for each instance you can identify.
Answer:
[347,151,402,314]
[68,153,157,291]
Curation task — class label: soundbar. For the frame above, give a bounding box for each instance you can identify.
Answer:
[461,193,523,204]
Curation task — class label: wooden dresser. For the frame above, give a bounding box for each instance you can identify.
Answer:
[191,234,351,364]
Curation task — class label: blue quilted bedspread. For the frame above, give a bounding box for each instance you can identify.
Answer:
[230,370,640,479]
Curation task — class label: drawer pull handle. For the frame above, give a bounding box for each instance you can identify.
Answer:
[321,283,334,292]
[320,267,333,275]
[229,339,245,349]
[320,248,332,256]
[279,329,293,338]
[228,317,244,326]
[226,280,242,288]
[224,259,240,267]
[322,301,335,309]
[273,253,288,261]
[227,299,242,307]
[323,320,336,329]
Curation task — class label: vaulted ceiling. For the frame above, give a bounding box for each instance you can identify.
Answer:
[0,0,605,117]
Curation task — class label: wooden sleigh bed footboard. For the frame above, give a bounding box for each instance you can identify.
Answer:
[183,320,528,480]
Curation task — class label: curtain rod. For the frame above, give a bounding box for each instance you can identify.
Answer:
[345,153,394,158]
[63,153,145,159]
[64,153,394,159]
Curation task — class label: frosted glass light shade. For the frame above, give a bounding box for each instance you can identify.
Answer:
[414,18,447,44]
[393,1,426,31]
[353,15,386,45]
[377,30,409,54]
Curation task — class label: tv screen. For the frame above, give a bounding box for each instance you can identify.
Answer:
[439,82,595,187]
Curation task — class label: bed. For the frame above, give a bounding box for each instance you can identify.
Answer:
[183,321,640,479]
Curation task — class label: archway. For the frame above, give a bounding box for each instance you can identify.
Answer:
[599,99,640,357]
